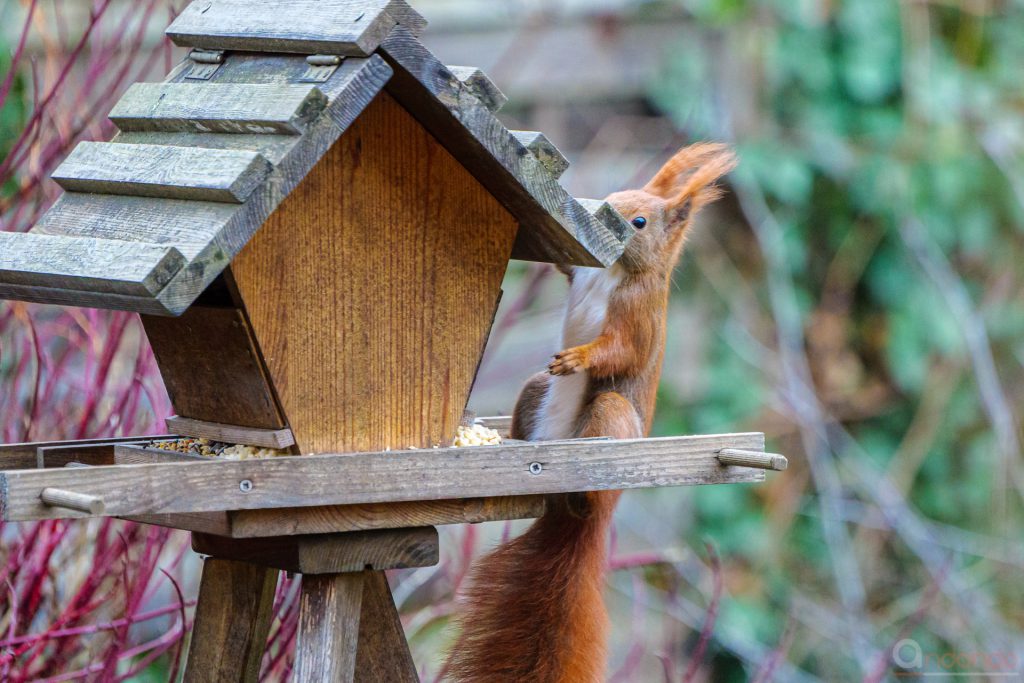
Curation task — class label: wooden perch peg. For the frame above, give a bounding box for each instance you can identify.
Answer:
[40,487,106,515]
[716,449,788,471]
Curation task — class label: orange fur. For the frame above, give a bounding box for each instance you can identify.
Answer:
[447,143,737,683]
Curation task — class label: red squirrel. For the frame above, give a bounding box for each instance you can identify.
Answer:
[447,143,737,683]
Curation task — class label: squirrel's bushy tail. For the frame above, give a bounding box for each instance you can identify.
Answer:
[447,490,620,683]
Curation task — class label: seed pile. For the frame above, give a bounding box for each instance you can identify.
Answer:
[149,438,290,460]
[452,423,502,447]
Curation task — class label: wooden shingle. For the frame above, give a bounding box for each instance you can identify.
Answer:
[166,0,426,55]
[0,3,632,315]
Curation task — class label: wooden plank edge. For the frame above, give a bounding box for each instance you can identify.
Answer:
[166,3,397,56]
[0,433,770,521]
[166,416,295,449]
[51,142,273,204]
[109,82,329,136]
[511,130,570,179]
[120,496,545,537]
[0,233,186,297]
[191,526,440,573]
[446,65,507,113]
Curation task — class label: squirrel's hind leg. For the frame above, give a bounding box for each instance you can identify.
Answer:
[575,391,643,440]
[510,371,551,440]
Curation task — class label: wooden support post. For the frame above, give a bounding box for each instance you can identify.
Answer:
[355,570,418,683]
[184,558,278,683]
[294,569,419,683]
[188,528,433,682]
[295,572,365,683]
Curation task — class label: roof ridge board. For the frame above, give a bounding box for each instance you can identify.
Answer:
[167,0,425,56]
[377,28,633,268]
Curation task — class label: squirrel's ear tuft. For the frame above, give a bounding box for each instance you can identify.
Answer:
[644,143,737,213]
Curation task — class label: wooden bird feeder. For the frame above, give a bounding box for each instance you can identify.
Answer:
[0,1,785,680]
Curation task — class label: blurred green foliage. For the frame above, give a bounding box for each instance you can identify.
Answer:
[642,0,1024,678]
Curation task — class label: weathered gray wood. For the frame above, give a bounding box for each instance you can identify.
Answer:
[34,193,236,261]
[166,417,294,449]
[109,82,328,135]
[125,511,234,535]
[718,448,789,471]
[295,572,364,683]
[0,282,177,316]
[0,433,767,521]
[511,130,570,179]
[167,0,425,55]
[447,65,507,113]
[36,437,170,468]
[120,496,546,537]
[0,436,163,470]
[0,232,184,296]
[192,527,439,574]
[225,495,547,538]
[40,488,105,515]
[576,198,634,244]
[113,131,299,165]
[354,571,419,683]
[8,56,393,316]
[380,29,634,267]
[184,557,277,683]
[52,142,272,204]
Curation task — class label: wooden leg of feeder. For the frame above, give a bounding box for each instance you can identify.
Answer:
[184,558,278,683]
[294,571,366,683]
[355,570,418,683]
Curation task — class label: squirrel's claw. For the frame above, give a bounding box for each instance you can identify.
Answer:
[548,348,586,375]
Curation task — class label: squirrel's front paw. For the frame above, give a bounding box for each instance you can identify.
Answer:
[548,347,587,375]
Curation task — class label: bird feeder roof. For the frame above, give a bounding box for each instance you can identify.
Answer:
[0,0,633,316]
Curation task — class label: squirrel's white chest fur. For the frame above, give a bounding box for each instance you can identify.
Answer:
[531,265,624,441]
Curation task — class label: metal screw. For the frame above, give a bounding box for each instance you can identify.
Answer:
[239,479,254,493]
[529,462,543,475]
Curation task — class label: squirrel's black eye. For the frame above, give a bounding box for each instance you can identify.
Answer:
[631,216,647,229]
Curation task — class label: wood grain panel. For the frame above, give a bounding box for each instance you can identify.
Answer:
[295,572,364,683]
[231,92,518,453]
[142,303,286,429]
